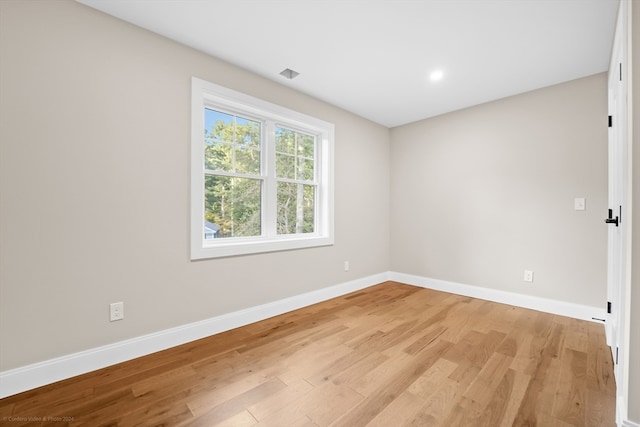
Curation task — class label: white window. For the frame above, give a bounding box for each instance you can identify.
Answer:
[191,78,334,259]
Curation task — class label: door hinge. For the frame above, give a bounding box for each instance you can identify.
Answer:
[619,63,622,81]
[607,301,612,314]
[619,205,622,225]
[608,115,612,127]
[615,347,619,364]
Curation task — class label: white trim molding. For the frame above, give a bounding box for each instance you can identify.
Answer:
[190,77,335,260]
[0,272,387,399]
[0,271,610,399]
[619,398,640,427]
[388,272,608,323]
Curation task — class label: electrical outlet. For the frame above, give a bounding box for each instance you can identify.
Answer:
[344,261,350,272]
[110,302,124,322]
[574,198,586,211]
[523,270,534,283]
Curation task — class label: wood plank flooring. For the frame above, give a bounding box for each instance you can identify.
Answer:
[0,281,616,426]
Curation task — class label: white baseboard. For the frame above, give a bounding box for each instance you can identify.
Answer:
[619,396,640,427]
[0,272,388,399]
[388,271,607,323]
[0,271,609,399]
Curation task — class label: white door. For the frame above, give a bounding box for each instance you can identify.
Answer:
[606,0,628,401]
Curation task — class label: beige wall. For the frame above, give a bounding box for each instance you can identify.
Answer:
[0,0,616,385]
[390,74,608,307]
[0,0,391,370]
[628,0,639,423]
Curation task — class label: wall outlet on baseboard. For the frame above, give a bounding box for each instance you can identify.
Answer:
[523,270,534,283]
[110,302,124,322]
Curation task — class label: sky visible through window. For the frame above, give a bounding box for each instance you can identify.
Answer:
[205,109,229,138]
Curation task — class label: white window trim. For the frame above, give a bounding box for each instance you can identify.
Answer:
[191,77,334,260]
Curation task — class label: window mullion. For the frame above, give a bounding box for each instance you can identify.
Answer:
[316,132,326,235]
[204,169,261,180]
[264,120,277,238]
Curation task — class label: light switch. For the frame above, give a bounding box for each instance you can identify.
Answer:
[574,198,586,211]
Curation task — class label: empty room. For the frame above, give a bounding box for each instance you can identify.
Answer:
[1,0,639,426]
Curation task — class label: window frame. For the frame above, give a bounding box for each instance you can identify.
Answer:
[191,77,334,260]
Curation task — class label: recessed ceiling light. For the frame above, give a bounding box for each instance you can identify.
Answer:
[280,68,300,80]
[429,70,444,82]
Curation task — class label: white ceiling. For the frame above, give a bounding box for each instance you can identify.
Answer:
[78,0,619,128]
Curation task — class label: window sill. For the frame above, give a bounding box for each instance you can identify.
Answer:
[191,235,334,260]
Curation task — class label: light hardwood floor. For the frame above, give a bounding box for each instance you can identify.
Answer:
[0,282,616,426]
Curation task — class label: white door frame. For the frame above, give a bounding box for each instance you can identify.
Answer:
[606,1,631,424]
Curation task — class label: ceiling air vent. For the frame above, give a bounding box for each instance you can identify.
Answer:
[279,68,300,80]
